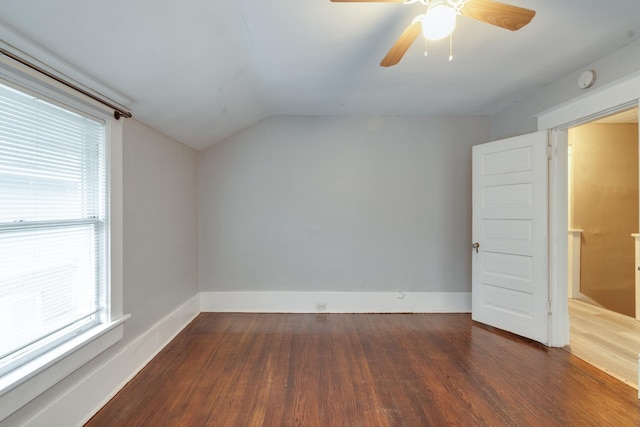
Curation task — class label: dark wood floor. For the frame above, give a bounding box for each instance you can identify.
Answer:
[86,313,640,426]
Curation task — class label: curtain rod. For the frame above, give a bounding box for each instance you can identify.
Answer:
[0,47,132,120]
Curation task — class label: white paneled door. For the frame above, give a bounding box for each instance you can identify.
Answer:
[472,131,549,344]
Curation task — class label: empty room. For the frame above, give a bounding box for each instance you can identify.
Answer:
[1,0,640,426]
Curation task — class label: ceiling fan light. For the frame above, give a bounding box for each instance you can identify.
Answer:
[421,1,456,41]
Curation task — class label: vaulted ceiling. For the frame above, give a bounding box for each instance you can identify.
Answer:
[0,0,639,150]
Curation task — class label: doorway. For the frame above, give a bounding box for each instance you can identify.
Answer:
[565,107,640,389]
[568,108,639,318]
[523,73,640,395]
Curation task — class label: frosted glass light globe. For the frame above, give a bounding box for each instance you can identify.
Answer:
[422,2,456,40]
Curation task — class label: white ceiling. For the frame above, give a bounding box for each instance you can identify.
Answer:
[0,0,639,150]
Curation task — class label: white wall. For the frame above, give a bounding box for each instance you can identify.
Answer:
[198,115,491,294]
[492,39,640,139]
[121,120,199,338]
[0,120,199,426]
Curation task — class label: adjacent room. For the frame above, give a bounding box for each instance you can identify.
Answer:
[566,108,640,389]
[1,0,640,425]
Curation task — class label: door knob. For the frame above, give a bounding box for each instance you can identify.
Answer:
[472,242,480,253]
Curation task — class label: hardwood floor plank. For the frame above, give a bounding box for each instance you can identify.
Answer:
[569,298,640,388]
[86,313,640,426]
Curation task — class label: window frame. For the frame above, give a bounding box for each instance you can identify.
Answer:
[0,55,127,422]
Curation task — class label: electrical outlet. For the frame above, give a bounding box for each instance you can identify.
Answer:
[315,302,327,311]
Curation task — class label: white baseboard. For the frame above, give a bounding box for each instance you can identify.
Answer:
[200,291,471,313]
[14,294,200,427]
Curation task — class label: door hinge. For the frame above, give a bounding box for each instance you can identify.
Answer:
[546,146,554,159]
[547,300,552,316]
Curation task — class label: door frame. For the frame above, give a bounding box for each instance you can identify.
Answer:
[536,71,640,347]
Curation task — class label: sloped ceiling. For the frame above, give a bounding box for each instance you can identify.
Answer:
[0,0,639,150]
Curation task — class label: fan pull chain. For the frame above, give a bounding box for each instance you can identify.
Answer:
[449,33,453,61]
[424,38,428,58]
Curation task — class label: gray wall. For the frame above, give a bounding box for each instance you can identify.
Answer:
[122,120,199,339]
[198,115,491,293]
[1,120,199,426]
[492,39,640,139]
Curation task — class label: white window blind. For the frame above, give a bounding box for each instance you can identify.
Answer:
[0,81,107,376]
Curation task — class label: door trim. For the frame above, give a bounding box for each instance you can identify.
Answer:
[537,71,640,131]
[537,72,640,347]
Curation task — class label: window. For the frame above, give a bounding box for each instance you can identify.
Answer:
[0,81,107,376]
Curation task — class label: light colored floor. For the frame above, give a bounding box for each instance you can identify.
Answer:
[568,298,640,390]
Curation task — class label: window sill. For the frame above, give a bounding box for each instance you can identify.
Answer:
[0,315,130,422]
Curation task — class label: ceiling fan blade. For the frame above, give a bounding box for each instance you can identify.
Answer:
[380,20,422,67]
[460,0,535,31]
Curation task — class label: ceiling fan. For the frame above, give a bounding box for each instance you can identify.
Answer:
[330,0,536,67]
